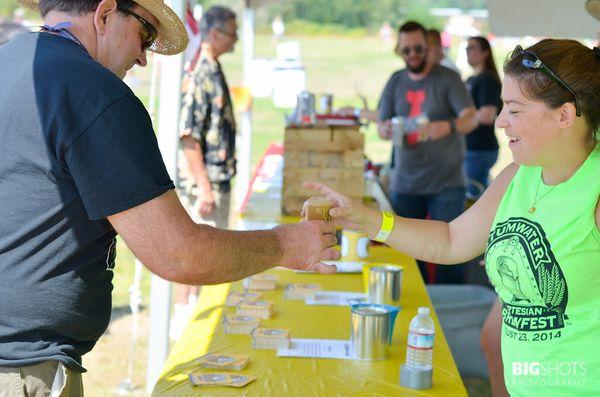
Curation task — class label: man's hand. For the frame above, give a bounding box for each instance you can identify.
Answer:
[419,120,451,141]
[273,221,339,274]
[377,120,392,140]
[198,188,216,217]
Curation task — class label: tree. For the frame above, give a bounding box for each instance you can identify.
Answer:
[0,0,19,19]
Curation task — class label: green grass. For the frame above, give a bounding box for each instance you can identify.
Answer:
[218,34,402,166]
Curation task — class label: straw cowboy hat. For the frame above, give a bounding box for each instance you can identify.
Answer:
[587,0,600,21]
[17,0,188,55]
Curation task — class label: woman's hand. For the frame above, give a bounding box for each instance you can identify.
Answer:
[302,181,380,237]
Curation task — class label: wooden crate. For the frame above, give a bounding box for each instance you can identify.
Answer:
[282,125,365,215]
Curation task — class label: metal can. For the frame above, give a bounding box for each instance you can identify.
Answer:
[319,93,333,114]
[391,116,405,147]
[350,303,399,360]
[368,265,403,307]
[295,91,316,125]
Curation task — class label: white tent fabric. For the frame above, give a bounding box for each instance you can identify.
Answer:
[487,0,598,39]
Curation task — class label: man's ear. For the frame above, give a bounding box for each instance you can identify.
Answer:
[208,28,219,43]
[93,0,118,35]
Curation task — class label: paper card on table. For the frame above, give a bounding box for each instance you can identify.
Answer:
[305,291,367,306]
[284,283,322,300]
[277,338,353,360]
[196,353,250,370]
[226,291,262,307]
[189,372,257,387]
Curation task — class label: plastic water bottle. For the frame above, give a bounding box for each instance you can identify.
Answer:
[406,307,435,371]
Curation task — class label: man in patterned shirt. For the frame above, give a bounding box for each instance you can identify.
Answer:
[172,5,239,338]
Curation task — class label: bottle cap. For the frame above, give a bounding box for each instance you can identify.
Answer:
[418,307,430,315]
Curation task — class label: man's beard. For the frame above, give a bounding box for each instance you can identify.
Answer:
[407,57,427,74]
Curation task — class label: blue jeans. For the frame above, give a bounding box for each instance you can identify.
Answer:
[389,186,466,284]
[464,149,498,200]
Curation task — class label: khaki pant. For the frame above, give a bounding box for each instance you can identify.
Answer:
[0,361,83,397]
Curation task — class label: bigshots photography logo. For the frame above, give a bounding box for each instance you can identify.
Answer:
[486,218,569,334]
[512,361,587,387]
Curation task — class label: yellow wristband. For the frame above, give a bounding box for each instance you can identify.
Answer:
[374,210,394,243]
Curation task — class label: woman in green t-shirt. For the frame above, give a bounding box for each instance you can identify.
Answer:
[306,39,600,396]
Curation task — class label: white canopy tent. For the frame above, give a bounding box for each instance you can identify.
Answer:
[144,0,599,392]
[145,0,184,389]
[487,0,598,39]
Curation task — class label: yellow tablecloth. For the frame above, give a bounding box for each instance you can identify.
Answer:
[152,246,467,396]
[153,145,466,395]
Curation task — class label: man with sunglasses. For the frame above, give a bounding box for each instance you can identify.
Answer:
[0,0,338,393]
[378,21,477,284]
[173,5,239,340]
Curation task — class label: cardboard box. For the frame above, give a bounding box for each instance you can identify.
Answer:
[251,328,291,349]
[237,300,274,319]
[222,315,261,334]
[282,125,364,215]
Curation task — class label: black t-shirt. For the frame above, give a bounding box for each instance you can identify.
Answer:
[0,33,173,371]
[465,71,501,151]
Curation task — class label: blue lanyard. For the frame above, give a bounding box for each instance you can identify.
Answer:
[41,22,88,54]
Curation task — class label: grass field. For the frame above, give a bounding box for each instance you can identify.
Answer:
[83,33,511,396]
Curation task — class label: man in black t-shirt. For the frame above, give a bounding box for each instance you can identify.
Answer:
[0,0,338,393]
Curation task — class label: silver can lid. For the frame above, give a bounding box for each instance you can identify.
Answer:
[351,305,390,316]
[371,265,402,273]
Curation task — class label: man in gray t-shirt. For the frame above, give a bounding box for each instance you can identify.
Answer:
[378,21,476,284]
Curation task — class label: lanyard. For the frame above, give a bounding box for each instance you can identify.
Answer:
[40,22,88,54]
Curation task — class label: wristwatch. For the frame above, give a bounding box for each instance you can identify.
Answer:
[449,119,457,134]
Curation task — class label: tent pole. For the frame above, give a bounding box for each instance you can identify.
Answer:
[145,0,185,393]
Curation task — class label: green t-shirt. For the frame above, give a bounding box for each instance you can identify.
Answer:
[486,143,600,396]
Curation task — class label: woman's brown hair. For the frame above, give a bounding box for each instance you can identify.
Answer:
[469,36,501,84]
[504,39,600,137]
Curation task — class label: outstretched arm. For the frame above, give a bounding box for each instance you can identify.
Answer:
[304,163,518,264]
[108,190,339,285]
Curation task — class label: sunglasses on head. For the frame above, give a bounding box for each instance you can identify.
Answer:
[511,45,581,117]
[117,4,158,51]
[399,44,425,56]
